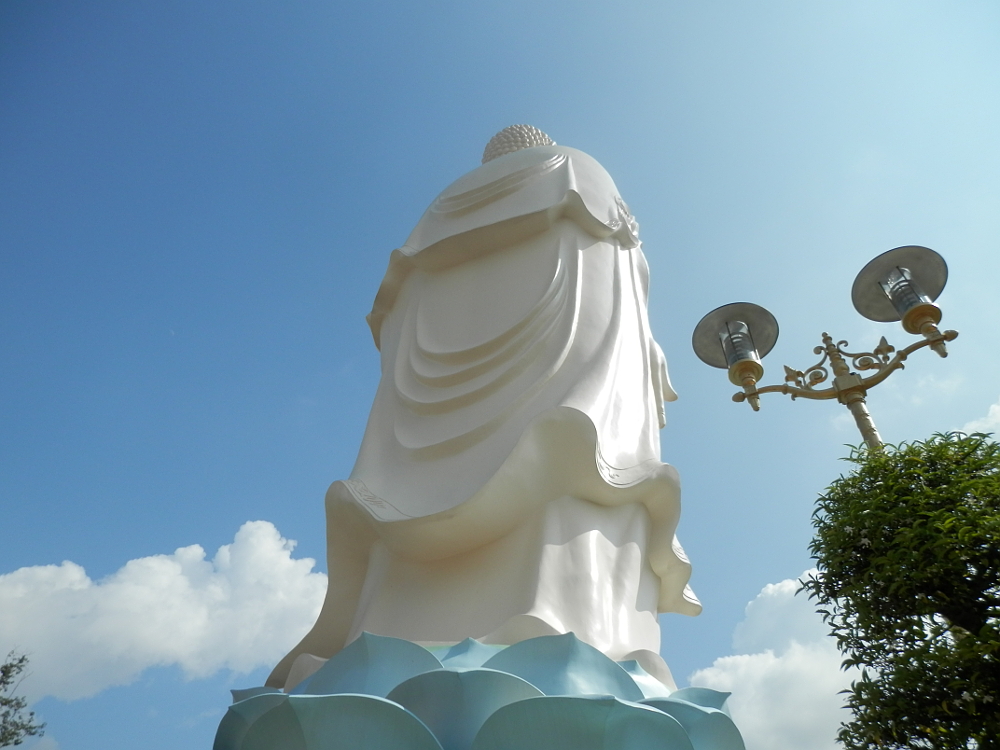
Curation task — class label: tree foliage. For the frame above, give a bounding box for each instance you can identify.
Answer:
[804,433,1000,750]
[0,653,44,748]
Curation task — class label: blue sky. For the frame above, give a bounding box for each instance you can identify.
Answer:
[2,2,999,748]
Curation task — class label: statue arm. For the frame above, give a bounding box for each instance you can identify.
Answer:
[650,340,677,429]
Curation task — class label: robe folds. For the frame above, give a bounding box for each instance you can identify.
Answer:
[268,145,701,691]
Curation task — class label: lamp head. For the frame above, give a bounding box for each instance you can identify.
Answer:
[852,246,948,334]
[693,302,779,385]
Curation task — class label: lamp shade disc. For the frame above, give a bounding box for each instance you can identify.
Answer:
[851,245,948,322]
[692,302,779,369]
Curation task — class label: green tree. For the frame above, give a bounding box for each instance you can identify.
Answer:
[0,653,44,748]
[804,433,1000,750]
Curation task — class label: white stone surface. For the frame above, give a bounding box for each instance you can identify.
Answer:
[268,137,699,689]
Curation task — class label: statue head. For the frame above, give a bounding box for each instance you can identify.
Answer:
[482,125,556,164]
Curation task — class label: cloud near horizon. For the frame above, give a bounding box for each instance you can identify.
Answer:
[0,521,327,702]
[961,394,1000,435]
[690,572,859,750]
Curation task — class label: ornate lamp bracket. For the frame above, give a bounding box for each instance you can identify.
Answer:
[731,328,958,448]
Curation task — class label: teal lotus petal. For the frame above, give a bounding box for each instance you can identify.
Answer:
[240,699,308,750]
[669,687,732,712]
[387,668,543,750]
[231,687,282,703]
[286,695,444,750]
[436,639,505,669]
[471,696,694,750]
[616,660,673,699]
[293,632,443,697]
[642,698,745,750]
[214,693,289,750]
[481,633,643,701]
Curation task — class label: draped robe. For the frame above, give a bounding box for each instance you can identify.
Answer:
[268,145,701,690]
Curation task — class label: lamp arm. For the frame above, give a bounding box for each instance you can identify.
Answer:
[733,381,837,403]
[854,329,958,391]
[732,329,958,405]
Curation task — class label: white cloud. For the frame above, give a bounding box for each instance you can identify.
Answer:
[730,575,831,653]
[961,395,1000,434]
[23,737,60,750]
[0,522,326,702]
[690,572,858,750]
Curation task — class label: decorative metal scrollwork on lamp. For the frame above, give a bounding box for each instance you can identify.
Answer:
[692,246,958,449]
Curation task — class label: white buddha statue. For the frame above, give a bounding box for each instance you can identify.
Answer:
[267,126,701,691]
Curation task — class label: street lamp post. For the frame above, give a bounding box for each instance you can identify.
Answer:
[692,246,958,449]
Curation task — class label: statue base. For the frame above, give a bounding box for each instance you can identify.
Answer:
[215,633,745,750]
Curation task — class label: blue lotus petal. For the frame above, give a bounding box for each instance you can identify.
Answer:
[214,693,290,750]
[471,696,694,750]
[292,632,443,697]
[215,636,747,750]
[616,660,673,699]
[286,695,444,750]
[642,698,745,750]
[436,639,506,669]
[387,668,543,750]
[481,633,644,701]
[231,687,282,703]
[669,687,732,712]
[238,698,308,750]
